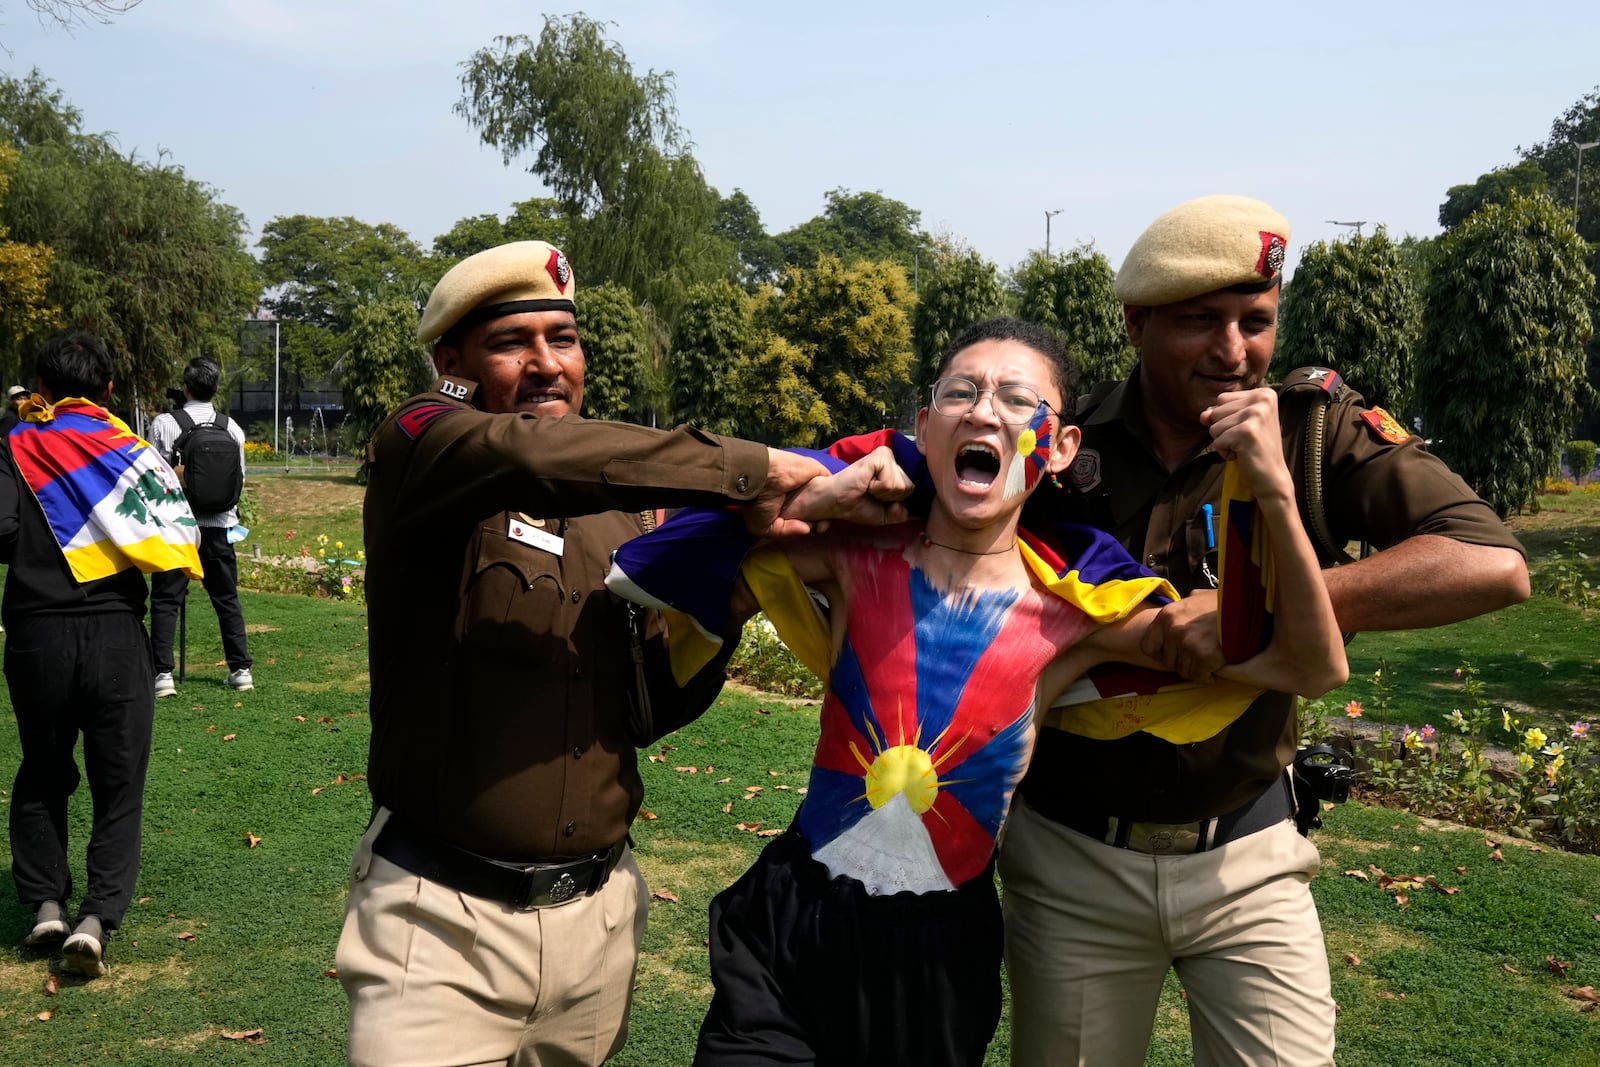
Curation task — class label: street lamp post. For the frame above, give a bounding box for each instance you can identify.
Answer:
[1575,141,1600,223]
[1044,209,1062,256]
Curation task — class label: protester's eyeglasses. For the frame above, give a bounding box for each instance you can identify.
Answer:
[929,377,1056,425]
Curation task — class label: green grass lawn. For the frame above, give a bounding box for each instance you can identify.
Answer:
[4,591,1598,1064]
[2,485,1598,1063]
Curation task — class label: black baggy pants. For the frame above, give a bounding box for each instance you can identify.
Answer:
[149,525,251,675]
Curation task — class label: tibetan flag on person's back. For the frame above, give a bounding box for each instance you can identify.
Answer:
[9,397,202,583]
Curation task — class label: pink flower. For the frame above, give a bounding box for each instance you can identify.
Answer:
[1573,722,1591,739]
[1345,701,1363,719]
[285,529,296,541]
[1420,724,1436,741]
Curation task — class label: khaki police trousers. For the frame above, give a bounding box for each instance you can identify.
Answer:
[337,809,649,1067]
[999,797,1335,1067]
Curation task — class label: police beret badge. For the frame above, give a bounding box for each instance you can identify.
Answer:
[1256,231,1287,278]
[546,248,571,292]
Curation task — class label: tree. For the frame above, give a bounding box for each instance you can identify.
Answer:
[1,1,138,46]
[1273,226,1422,414]
[341,296,432,455]
[578,282,652,422]
[768,255,915,442]
[775,188,927,274]
[456,15,731,321]
[431,198,570,262]
[730,320,827,447]
[1438,160,1549,231]
[667,280,751,434]
[910,246,1006,390]
[1416,193,1595,516]
[1013,245,1134,387]
[258,215,429,334]
[714,189,780,290]
[0,141,58,366]
[0,72,256,408]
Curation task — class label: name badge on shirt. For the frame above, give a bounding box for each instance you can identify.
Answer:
[508,516,563,556]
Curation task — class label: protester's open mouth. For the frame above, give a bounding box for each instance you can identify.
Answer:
[955,443,1000,488]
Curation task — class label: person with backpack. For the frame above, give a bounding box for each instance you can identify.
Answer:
[147,357,253,696]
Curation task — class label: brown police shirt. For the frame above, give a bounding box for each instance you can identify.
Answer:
[1016,366,1525,823]
[361,376,770,861]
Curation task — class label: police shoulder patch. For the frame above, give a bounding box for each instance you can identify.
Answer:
[1359,407,1410,445]
[397,403,457,440]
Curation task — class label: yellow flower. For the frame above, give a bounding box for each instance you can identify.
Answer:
[335,541,343,550]
[1516,752,1535,772]
[1524,727,1547,750]
[1548,753,1566,774]
[1402,730,1422,752]
[1502,710,1513,733]
[357,550,365,562]
[317,548,325,558]
[317,534,329,545]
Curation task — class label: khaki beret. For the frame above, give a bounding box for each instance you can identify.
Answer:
[417,240,576,344]
[1115,195,1291,307]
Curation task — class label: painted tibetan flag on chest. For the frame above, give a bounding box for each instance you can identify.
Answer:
[9,398,202,583]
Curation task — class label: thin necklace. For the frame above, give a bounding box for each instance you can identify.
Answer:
[919,532,1015,557]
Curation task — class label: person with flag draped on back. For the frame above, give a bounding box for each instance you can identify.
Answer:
[2,329,201,980]
[998,195,1531,1067]
[607,316,1348,1066]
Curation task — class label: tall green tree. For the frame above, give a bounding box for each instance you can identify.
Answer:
[456,15,732,322]
[258,215,429,334]
[911,246,1006,390]
[1013,245,1134,387]
[0,141,57,365]
[775,188,927,274]
[1416,193,1595,516]
[578,282,652,422]
[730,315,826,447]
[714,189,780,290]
[1273,226,1422,414]
[341,296,433,455]
[668,280,751,434]
[0,72,256,408]
[431,198,569,262]
[1438,160,1549,231]
[768,255,914,442]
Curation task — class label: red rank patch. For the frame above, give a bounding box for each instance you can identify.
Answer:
[1360,407,1410,445]
[397,403,456,440]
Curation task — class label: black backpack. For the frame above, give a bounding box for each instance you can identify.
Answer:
[171,409,244,514]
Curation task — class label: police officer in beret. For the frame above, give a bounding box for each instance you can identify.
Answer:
[1001,196,1530,1066]
[336,241,905,1066]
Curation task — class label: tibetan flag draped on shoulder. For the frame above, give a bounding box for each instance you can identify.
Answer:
[9,397,202,583]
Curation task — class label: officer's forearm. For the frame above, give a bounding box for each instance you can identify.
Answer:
[1323,536,1529,633]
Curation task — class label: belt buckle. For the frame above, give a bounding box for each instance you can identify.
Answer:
[1121,819,1204,855]
[511,856,594,910]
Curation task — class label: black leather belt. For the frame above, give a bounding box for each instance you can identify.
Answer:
[1049,777,1294,855]
[372,818,625,909]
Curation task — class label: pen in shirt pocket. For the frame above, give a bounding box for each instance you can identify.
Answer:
[1201,503,1216,550]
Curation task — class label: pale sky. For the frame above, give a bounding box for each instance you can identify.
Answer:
[2,0,1597,278]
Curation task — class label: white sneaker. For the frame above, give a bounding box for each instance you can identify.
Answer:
[227,668,254,691]
[154,672,177,698]
[61,915,108,978]
[24,901,69,947]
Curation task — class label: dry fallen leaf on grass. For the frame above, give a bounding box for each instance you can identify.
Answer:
[222,734,237,741]
[1378,991,1407,1000]
[43,974,60,996]
[1343,953,1361,967]
[1454,866,1468,874]
[1503,964,1522,975]
[674,766,698,774]
[714,777,731,784]
[137,896,151,904]
[318,716,333,724]
[293,715,306,723]
[651,890,679,904]
[1564,986,1600,1010]
[36,1010,51,1022]
[735,822,764,832]
[177,932,197,941]
[647,755,664,763]
[1394,893,1409,909]
[221,1028,265,1044]
[1342,870,1370,882]
[1548,956,1572,978]
[757,828,783,837]
[322,969,338,978]
[638,809,658,821]
[1368,864,1386,878]
[1425,877,1459,895]
[1489,848,1505,862]
[207,725,217,733]
[245,832,261,848]
[721,802,733,814]
[768,770,781,777]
